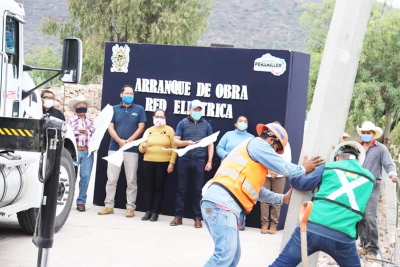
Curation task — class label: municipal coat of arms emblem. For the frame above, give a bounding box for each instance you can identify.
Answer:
[110,44,130,73]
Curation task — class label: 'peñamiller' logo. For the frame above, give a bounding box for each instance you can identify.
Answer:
[110,44,130,73]
[254,53,286,76]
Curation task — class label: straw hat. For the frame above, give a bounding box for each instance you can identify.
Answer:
[342,132,350,140]
[356,121,383,139]
[68,95,92,111]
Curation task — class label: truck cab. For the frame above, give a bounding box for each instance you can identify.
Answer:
[0,1,80,234]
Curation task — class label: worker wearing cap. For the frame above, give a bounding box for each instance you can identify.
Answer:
[170,99,214,228]
[269,141,375,267]
[201,123,324,267]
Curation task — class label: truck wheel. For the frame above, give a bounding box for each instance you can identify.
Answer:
[17,148,76,234]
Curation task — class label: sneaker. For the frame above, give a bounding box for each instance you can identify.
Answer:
[170,217,182,226]
[261,225,269,234]
[126,209,135,217]
[239,226,245,231]
[269,225,277,234]
[98,207,114,215]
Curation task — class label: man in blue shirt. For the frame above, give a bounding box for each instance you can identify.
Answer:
[170,99,214,228]
[98,85,146,217]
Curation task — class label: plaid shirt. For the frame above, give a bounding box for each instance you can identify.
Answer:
[67,115,95,147]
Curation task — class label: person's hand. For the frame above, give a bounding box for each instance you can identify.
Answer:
[269,170,278,179]
[302,155,324,174]
[117,139,126,148]
[390,175,399,183]
[205,161,212,171]
[282,187,293,204]
[167,163,174,173]
[142,141,148,149]
[79,128,87,134]
[186,140,196,146]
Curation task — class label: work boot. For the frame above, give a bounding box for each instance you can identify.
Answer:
[150,213,159,222]
[365,253,377,259]
[170,217,182,226]
[268,225,277,234]
[141,211,152,221]
[261,225,269,234]
[125,209,135,217]
[357,248,367,256]
[98,207,114,215]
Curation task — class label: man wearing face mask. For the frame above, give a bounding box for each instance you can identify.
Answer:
[41,89,65,121]
[356,121,399,259]
[98,85,146,217]
[170,99,214,228]
[201,123,324,267]
[67,95,95,212]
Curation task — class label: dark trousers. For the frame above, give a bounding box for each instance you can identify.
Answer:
[357,182,380,255]
[143,161,170,213]
[174,159,205,220]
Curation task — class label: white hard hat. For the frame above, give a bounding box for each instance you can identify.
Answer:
[330,141,365,165]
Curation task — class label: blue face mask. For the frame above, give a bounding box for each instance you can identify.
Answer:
[122,96,134,104]
[191,111,202,121]
[237,122,248,131]
[361,134,372,142]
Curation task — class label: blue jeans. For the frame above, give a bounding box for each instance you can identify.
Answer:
[201,201,241,267]
[174,159,205,219]
[76,150,94,205]
[270,226,360,267]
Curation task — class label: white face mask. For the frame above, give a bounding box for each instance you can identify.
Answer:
[153,118,166,127]
[43,99,54,109]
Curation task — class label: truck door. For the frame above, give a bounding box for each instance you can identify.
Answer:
[0,14,23,117]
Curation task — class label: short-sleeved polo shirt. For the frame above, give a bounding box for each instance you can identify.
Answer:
[109,103,147,152]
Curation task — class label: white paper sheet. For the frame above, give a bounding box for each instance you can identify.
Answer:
[88,104,114,156]
[163,131,220,157]
[102,131,149,167]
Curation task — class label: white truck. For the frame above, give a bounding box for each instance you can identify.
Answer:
[0,1,81,234]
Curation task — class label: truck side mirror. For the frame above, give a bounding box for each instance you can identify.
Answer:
[60,38,82,84]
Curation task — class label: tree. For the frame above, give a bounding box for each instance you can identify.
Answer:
[300,0,400,144]
[25,46,62,87]
[351,7,400,143]
[41,0,214,84]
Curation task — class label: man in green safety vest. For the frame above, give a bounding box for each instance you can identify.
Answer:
[269,141,375,267]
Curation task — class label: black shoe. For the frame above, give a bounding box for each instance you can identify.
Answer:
[141,211,152,221]
[150,213,159,222]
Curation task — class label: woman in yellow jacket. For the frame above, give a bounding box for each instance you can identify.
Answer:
[139,109,177,221]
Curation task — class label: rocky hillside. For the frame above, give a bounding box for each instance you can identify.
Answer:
[17,0,322,54]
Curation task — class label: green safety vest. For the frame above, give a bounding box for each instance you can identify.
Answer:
[309,160,374,239]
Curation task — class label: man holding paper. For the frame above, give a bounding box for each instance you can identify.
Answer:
[170,99,214,228]
[98,85,146,217]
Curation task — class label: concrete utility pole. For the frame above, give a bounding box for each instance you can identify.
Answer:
[281,0,374,266]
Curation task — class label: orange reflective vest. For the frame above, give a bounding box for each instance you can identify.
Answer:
[210,138,268,213]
